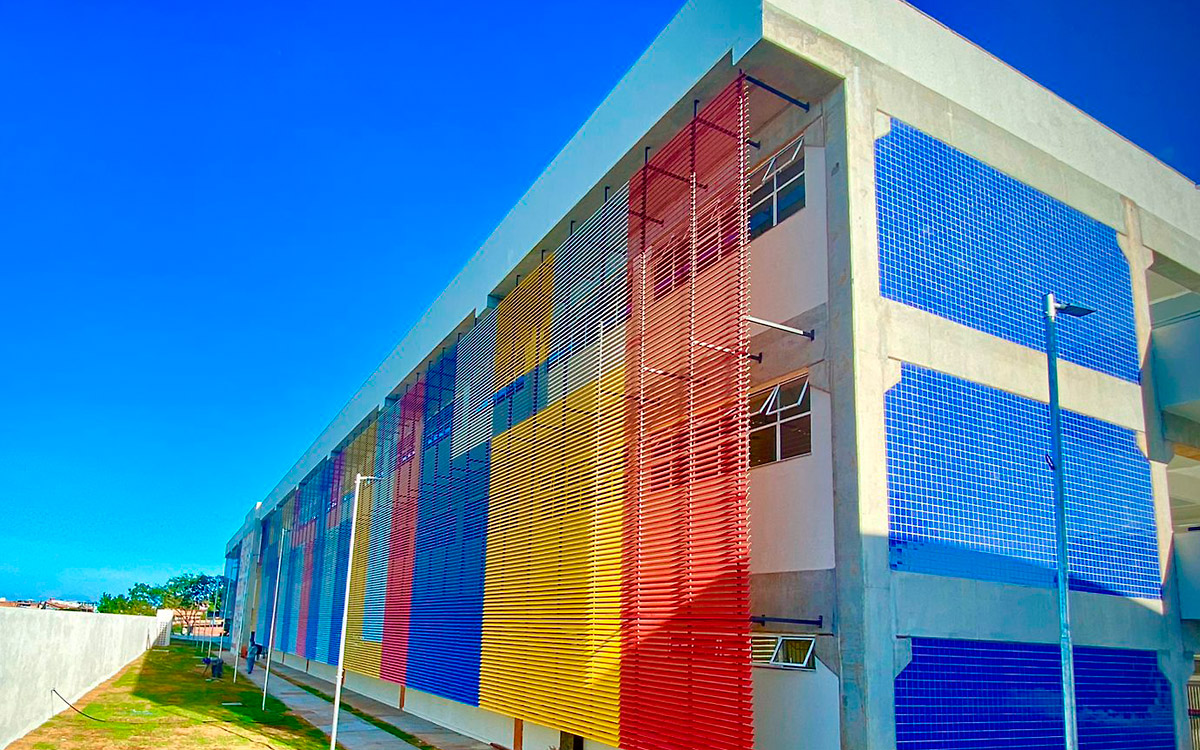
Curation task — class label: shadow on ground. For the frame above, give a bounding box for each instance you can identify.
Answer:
[11,642,329,750]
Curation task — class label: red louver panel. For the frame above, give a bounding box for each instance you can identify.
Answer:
[380,380,425,683]
[622,77,752,750]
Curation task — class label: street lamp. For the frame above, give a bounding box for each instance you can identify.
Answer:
[1043,292,1095,750]
[330,473,377,750]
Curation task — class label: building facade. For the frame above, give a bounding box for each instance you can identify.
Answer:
[223,1,1200,749]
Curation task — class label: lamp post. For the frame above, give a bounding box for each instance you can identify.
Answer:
[261,526,289,711]
[1043,292,1095,750]
[330,473,376,750]
[232,553,252,684]
[219,571,234,659]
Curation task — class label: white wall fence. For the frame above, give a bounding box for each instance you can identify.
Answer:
[0,608,166,748]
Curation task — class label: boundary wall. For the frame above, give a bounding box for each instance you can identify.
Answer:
[0,608,162,748]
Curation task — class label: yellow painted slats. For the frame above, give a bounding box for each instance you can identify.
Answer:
[343,423,382,679]
[493,256,555,390]
[480,366,625,746]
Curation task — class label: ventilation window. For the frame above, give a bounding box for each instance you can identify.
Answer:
[748,133,806,240]
[750,375,812,467]
[751,634,816,670]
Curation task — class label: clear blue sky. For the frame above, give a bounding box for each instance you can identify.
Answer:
[1,0,1195,602]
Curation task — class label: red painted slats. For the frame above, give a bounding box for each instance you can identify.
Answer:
[380,380,425,683]
[622,77,752,750]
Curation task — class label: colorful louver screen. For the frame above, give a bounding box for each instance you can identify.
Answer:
[247,78,752,750]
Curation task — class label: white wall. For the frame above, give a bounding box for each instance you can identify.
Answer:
[749,388,835,573]
[522,720,621,750]
[401,685,514,747]
[749,147,828,324]
[0,608,160,748]
[524,721,561,750]
[1173,530,1200,620]
[753,660,841,750]
[344,670,401,707]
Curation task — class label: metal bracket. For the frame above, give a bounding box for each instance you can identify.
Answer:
[627,208,664,226]
[751,614,824,628]
[746,315,815,341]
[744,74,811,112]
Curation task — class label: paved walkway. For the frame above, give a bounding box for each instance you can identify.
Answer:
[240,657,492,750]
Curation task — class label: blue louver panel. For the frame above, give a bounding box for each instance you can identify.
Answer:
[256,515,279,640]
[408,344,486,705]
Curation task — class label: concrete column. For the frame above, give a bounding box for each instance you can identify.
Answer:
[826,70,897,749]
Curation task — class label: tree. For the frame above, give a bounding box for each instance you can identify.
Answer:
[97,592,156,616]
[161,573,226,635]
[96,573,228,632]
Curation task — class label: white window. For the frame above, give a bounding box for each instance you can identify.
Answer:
[749,375,812,467]
[748,134,806,240]
[751,634,816,670]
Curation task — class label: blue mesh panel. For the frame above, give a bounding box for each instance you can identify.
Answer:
[895,638,1174,749]
[310,461,332,662]
[222,553,240,623]
[1075,647,1176,748]
[876,119,1139,383]
[298,462,330,661]
[897,638,1064,749]
[887,364,1159,599]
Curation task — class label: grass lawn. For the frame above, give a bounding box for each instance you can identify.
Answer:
[11,643,330,750]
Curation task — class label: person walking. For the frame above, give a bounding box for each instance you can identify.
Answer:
[246,633,258,674]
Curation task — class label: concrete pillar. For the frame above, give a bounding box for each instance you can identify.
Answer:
[826,69,897,749]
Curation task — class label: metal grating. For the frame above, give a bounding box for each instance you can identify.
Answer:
[255,514,280,642]
[240,75,756,748]
[621,76,753,750]
[476,181,637,739]
[380,382,426,684]
[451,310,498,459]
[339,423,380,677]
[407,345,488,705]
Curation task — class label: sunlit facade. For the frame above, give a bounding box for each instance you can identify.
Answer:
[224,1,1200,748]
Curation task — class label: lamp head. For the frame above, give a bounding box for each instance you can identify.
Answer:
[1056,302,1096,318]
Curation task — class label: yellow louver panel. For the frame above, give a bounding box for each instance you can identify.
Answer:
[342,423,382,679]
[480,366,625,745]
[493,257,555,388]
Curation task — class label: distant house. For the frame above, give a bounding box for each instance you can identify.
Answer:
[0,598,95,611]
[41,599,97,612]
[171,608,223,637]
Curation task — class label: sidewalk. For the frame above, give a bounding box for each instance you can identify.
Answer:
[240,657,493,750]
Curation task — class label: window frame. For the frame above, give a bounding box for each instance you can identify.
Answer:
[748,133,806,240]
[749,374,813,468]
[750,633,817,671]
